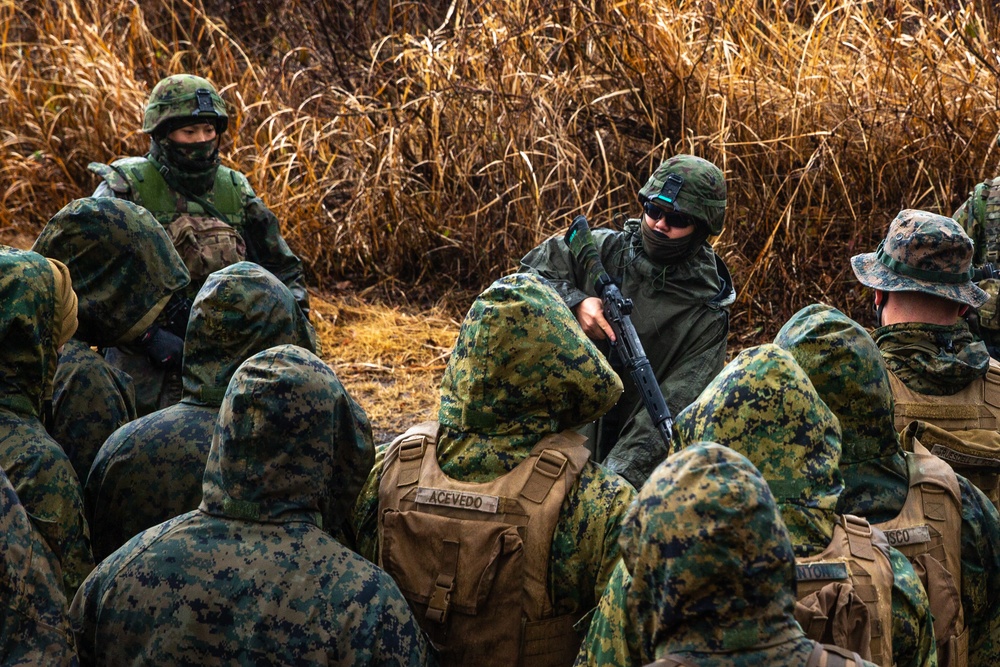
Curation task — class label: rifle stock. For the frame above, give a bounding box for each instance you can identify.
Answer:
[564,215,674,449]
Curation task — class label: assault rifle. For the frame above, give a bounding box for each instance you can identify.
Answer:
[564,215,674,448]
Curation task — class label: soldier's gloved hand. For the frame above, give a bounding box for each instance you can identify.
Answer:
[139,325,183,369]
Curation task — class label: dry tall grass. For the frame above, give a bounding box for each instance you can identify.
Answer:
[3,0,1000,341]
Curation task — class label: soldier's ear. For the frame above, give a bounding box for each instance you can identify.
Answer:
[959,304,970,317]
[873,289,887,307]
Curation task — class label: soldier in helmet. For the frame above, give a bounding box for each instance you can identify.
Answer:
[520,154,736,488]
[954,177,1000,358]
[89,73,310,416]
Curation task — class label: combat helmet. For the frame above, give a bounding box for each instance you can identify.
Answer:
[638,154,727,234]
[142,74,229,137]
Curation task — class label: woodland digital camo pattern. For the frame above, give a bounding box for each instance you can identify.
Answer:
[141,74,228,135]
[33,198,191,348]
[34,197,188,482]
[774,304,909,522]
[520,221,733,487]
[87,262,324,561]
[674,344,937,667]
[353,273,636,618]
[0,247,94,600]
[851,209,989,308]
[71,345,432,666]
[577,444,876,667]
[776,304,1000,667]
[874,321,991,396]
[0,466,77,666]
[636,155,727,234]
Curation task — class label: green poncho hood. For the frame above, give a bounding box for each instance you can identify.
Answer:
[436,273,623,480]
[32,197,190,347]
[200,344,374,526]
[775,304,908,520]
[182,262,316,406]
[0,248,59,419]
[622,443,802,657]
[675,344,843,556]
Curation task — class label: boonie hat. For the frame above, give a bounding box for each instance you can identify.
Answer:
[851,209,988,308]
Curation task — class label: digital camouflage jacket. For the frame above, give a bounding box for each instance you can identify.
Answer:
[874,321,990,397]
[672,344,936,667]
[0,465,77,666]
[576,443,878,667]
[0,247,94,599]
[778,303,1000,667]
[352,273,636,619]
[33,197,190,484]
[71,345,431,666]
[520,221,734,488]
[86,262,324,561]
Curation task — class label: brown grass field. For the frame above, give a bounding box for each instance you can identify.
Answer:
[4,0,1000,437]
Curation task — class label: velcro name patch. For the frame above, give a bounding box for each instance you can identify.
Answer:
[882,525,931,548]
[415,487,500,513]
[796,561,850,582]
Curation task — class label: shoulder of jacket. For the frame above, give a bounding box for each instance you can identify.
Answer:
[218,166,256,201]
[87,159,145,195]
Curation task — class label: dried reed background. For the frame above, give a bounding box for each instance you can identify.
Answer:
[3,0,1000,433]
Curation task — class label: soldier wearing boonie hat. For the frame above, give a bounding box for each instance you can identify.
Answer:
[851,209,1000,509]
[519,154,736,489]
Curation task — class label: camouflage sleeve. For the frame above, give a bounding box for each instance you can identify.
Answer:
[366,571,438,666]
[68,560,107,665]
[573,559,639,667]
[241,197,311,317]
[602,309,729,488]
[4,435,95,600]
[549,462,636,615]
[351,443,389,563]
[887,545,938,667]
[957,476,1000,667]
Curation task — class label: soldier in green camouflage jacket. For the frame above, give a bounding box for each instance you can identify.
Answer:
[776,302,1000,667]
[0,247,94,599]
[86,262,329,562]
[71,344,432,666]
[520,155,735,488]
[352,273,636,621]
[578,443,877,667]
[90,74,309,416]
[577,344,937,667]
[0,463,79,665]
[32,197,191,486]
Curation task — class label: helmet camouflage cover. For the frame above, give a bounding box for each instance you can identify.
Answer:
[638,154,727,234]
[142,74,229,136]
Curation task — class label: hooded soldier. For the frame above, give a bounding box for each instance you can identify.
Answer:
[352,273,635,665]
[0,246,93,598]
[520,154,735,488]
[0,465,77,665]
[87,262,334,561]
[89,73,309,416]
[70,344,431,665]
[673,344,936,667]
[578,443,876,667]
[32,197,191,486]
[776,303,1000,667]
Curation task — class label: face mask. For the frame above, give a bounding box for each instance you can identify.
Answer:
[641,221,706,264]
[160,138,221,173]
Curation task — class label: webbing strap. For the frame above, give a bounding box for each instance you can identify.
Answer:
[520,449,568,504]
[841,515,876,562]
[425,539,459,624]
[396,435,427,488]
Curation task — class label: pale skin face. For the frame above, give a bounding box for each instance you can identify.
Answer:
[573,204,698,342]
[167,122,218,144]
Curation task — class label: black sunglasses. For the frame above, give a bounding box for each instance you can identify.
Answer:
[642,201,696,228]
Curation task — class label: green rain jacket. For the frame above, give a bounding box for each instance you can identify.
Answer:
[33,197,190,485]
[0,466,77,665]
[71,345,432,666]
[352,273,636,619]
[675,344,936,667]
[520,220,734,488]
[0,247,94,599]
[777,303,1000,667]
[578,443,877,667]
[86,262,323,561]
